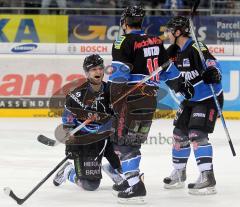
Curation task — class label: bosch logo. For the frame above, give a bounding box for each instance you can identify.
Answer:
[11,44,38,53]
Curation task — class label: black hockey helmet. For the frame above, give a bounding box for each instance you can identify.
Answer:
[83,54,104,72]
[166,16,190,36]
[120,5,145,28]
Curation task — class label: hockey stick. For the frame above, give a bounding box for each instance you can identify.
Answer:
[189,0,236,156]
[3,155,70,205]
[38,60,171,147]
[37,115,96,146]
[112,60,171,105]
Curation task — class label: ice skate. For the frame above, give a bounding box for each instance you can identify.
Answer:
[117,174,146,204]
[113,178,129,190]
[112,171,140,194]
[163,167,186,189]
[111,178,129,197]
[188,169,217,195]
[53,161,73,186]
[112,171,142,197]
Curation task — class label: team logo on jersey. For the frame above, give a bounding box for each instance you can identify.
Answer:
[180,70,200,81]
[134,37,162,50]
[206,59,217,67]
[114,36,126,49]
[66,114,74,123]
[192,42,207,52]
[183,58,190,67]
[75,92,81,97]
[192,113,206,118]
[69,92,85,108]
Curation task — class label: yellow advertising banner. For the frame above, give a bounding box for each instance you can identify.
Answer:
[0,15,68,43]
[0,109,240,120]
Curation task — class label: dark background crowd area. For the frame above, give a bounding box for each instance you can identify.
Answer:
[0,0,239,15]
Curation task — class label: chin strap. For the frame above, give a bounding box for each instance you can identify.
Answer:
[173,31,182,45]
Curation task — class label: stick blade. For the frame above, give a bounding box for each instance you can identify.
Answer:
[4,187,11,196]
[4,187,24,205]
[37,135,56,146]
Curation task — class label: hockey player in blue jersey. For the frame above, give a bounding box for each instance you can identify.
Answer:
[52,54,122,191]
[107,6,194,204]
[163,16,223,195]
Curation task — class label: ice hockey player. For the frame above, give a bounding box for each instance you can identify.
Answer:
[53,54,122,191]
[107,6,194,204]
[163,16,223,195]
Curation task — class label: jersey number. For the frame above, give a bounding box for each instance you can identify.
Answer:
[147,58,159,81]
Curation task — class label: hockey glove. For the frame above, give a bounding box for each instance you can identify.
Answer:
[178,81,194,100]
[202,66,222,84]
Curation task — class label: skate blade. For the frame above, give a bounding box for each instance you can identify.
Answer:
[164,182,185,189]
[112,190,118,197]
[188,186,217,195]
[118,196,146,205]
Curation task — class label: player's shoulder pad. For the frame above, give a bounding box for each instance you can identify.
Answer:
[114,35,126,49]
[192,42,208,52]
[69,81,88,95]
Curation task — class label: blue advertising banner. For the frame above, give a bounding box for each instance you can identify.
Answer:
[68,16,119,43]
[68,15,240,44]
[157,60,240,112]
[219,60,240,111]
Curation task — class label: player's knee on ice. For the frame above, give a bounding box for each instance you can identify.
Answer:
[78,179,101,191]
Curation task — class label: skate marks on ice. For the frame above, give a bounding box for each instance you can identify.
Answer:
[0,118,240,207]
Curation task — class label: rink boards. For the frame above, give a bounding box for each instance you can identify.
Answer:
[0,54,239,119]
[0,109,239,120]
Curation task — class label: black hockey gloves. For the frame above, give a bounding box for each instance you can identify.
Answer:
[202,66,222,84]
[178,80,194,100]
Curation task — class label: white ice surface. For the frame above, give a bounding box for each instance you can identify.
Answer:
[0,118,239,207]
